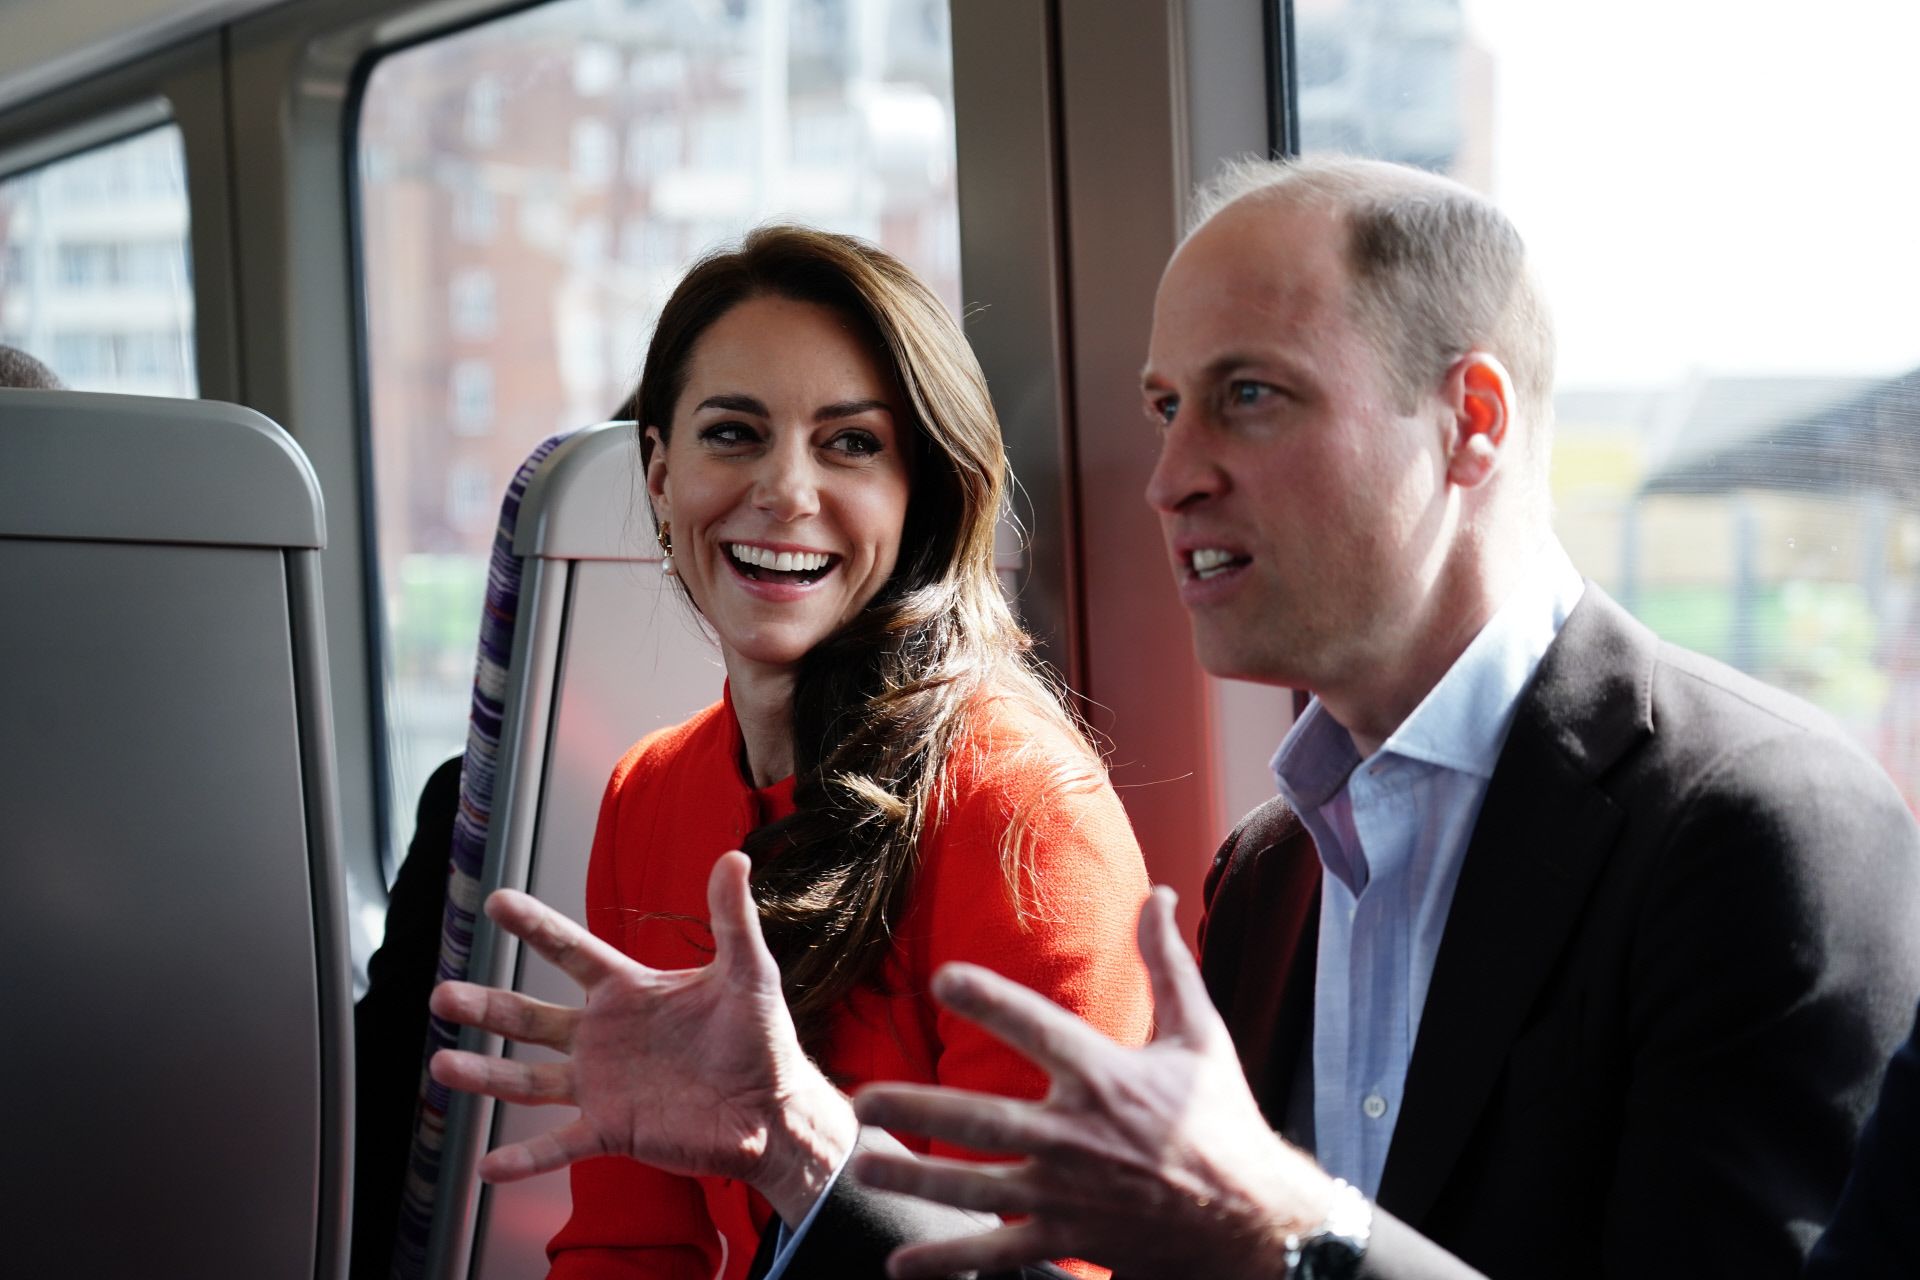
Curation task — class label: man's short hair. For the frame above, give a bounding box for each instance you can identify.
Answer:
[0,344,63,390]
[1189,157,1556,441]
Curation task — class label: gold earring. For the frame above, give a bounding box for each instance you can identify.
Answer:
[657,522,675,576]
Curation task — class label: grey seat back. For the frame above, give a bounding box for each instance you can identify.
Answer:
[0,390,352,1280]
[420,421,723,1280]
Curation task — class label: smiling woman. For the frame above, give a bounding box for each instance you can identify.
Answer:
[546,226,1155,1280]
[643,292,913,709]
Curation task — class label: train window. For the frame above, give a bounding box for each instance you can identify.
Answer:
[0,126,195,396]
[1292,0,1920,810]
[355,0,961,868]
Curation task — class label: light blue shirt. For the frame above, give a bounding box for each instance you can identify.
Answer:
[1271,548,1585,1198]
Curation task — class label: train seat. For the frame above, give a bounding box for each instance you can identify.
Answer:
[392,421,721,1280]
[0,390,352,1280]
[385,427,574,1280]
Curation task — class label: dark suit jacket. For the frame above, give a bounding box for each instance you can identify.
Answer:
[771,588,1920,1278]
[1202,587,1920,1277]
[1804,1000,1920,1278]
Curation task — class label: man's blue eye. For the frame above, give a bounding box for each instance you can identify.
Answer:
[1229,382,1270,406]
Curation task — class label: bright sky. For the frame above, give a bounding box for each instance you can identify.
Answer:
[1462,0,1920,388]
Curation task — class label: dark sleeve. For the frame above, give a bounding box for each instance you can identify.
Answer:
[1606,732,1920,1276]
[762,1128,1073,1280]
[349,754,463,1280]
[1805,1000,1920,1279]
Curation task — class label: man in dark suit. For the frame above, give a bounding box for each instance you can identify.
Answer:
[1178,593,1920,1277]
[837,157,1920,1277]
[425,157,1920,1279]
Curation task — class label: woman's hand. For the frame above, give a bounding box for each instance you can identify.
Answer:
[429,851,857,1223]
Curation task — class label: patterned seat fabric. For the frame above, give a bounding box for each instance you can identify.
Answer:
[390,430,574,1280]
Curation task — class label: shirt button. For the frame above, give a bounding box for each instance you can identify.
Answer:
[1362,1093,1388,1120]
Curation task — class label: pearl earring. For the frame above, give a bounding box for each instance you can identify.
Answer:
[657,522,675,576]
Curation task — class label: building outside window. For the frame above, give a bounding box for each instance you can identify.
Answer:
[452,182,498,242]
[449,267,496,338]
[445,460,497,533]
[570,117,615,186]
[465,76,503,147]
[449,358,494,435]
[0,126,196,397]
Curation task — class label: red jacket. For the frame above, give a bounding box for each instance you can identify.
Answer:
[549,690,1153,1279]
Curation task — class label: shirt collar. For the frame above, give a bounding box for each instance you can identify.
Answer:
[1271,698,1364,813]
[1272,544,1586,800]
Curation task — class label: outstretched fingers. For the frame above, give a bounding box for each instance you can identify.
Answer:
[885,1220,1055,1280]
[475,1115,606,1183]
[430,979,578,1051]
[850,1146,1041,1216]
[430,1046,575,1108]
[483,888,629,991]
[1135,887,1219,1045]
[927,962,1116,1084]
[855,1081,1050,1157]
[705,851,778,981]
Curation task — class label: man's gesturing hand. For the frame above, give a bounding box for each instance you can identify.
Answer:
[428,850,855,1223]
[851,887,1338,1279]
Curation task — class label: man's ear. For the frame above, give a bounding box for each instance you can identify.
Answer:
[643,425,671,523]
[1443,352,1513,490]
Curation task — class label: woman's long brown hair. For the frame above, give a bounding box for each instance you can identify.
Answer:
[634,225,1096,1050]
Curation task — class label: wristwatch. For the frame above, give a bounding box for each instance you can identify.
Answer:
[1282,1178,1372,1279]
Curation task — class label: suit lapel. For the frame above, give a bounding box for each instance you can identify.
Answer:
[1242,829,1321,1142]
[1376,588,1655,1226]
[1201,802,1322,1140]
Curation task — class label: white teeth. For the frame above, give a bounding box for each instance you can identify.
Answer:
[729,544,831,572]
[1189,548,1238,578]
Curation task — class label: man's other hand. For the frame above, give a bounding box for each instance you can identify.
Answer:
[852,887,1338,1279]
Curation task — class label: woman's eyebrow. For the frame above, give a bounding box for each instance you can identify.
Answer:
[815,399,892,422]
[695,392,768,415]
